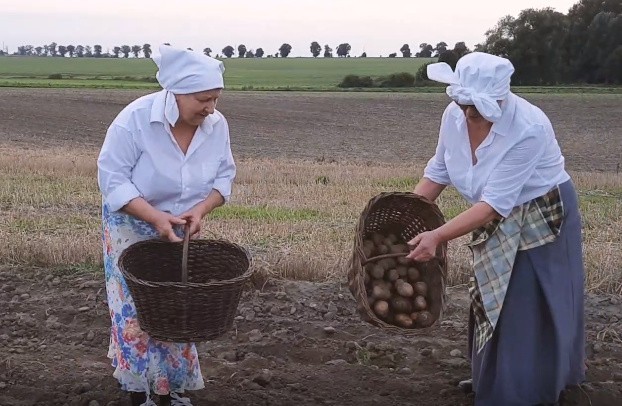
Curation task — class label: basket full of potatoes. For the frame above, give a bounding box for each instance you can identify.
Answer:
[348,192,447,334]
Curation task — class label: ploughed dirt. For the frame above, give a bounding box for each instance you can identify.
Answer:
[1,89,621,405]
[1,267,621,406]
[0,88,620,172]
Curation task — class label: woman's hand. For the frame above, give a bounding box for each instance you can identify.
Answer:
[406,230,442,262]
[152,212,187,242]
[179,208,203,239]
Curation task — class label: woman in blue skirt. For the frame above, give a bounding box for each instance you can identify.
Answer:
[406,52,585,405]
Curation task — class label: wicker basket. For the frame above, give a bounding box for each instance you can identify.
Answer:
[348,192,448,334]
[118,226,253,342]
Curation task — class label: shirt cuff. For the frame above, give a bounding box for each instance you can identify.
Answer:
[212,179,232,203]
[105,182,142,212]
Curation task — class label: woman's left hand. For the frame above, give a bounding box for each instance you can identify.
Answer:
[179,209,203,239]
[406,230,442,262]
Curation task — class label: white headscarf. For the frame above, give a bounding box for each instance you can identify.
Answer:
[426,52,515,122]
[151,44,225,126]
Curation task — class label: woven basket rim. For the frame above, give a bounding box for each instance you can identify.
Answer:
[118,237,254,289]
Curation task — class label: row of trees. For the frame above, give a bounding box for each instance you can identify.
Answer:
[2,41,469,59]
[475,0,621,84]
[4,43,154,58]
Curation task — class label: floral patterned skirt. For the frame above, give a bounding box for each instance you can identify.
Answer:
[101,202,204,395]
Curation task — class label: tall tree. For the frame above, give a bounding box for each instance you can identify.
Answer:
[58,45,67,57]
[434,41,448,57]
[66,45,75,57]
[245,50,255,58]
[400,44,411,57]
[112,46,121,58]
[49,42,57,57]
[279,43,292,57]
[452,41,470,58]
[237,44,247,58]
[142,44,152,58]
[203,47,212,56]
[75,45,84,57]
[310,41,321,57]
[323,44,333,58]
[35,46,43,56]
[336,43,351,57]
[93,45,102,57]
[222,46,235,58]
[131,45,142,58]
[121,45,131,58]
[416,43,434,57]
[85,45,93,57]
[255,48,264,58]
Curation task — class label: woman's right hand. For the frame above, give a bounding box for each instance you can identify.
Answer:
[152,212,187,242]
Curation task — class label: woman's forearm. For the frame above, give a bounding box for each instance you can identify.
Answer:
[122,197,163,224]
[413,178,446,202]
[434,201,500,243]
[193,189,225,218]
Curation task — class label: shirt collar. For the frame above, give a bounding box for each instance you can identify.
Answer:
[150,89,221,134]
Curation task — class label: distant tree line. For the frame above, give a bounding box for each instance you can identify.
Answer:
[475,0,622,84]
[1,0,619,84]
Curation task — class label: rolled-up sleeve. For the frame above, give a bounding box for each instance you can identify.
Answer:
[97,124,142,211]
[480,125,548,217]
[211,126,236,202]
[423,111,452,185]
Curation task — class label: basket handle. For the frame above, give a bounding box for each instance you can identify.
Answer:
[181,223,190,283]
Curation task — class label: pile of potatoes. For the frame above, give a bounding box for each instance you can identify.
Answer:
[363,232,435,328]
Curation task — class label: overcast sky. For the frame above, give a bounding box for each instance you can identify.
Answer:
[1,0,579,57]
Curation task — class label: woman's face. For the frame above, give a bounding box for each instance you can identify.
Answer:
[176,89,222,127]
[455,102,490,124]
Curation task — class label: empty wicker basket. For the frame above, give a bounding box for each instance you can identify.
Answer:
[348,192,448,334]
[118,227,253,342]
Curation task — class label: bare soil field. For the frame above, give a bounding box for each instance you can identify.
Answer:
[1,267,621,406]
[1,89,621,405]
[0,88,620,172]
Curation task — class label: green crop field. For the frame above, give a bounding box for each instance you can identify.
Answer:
[1,56,621,93]
[0,56,435,90]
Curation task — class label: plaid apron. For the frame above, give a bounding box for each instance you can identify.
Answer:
[467,186,564,353]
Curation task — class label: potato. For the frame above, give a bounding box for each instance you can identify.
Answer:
[370,264,385,279]
[413,295,427,311]
[396,265,408,278]
[407,267,420,282]
[372,284,392,300]
[383,237,395,248]
[390,297,413,314]
[410,312,419,322]
[416,311,435,327]
[373,300,390,318]
[394,313,413,328]
[377,244,389,254]
[413,281,428,297]
[378,258,397,271]
[363,245,373,258]
[395,280,414,297]
[363,239,375,252]
[397,256,412,265]
[386,268,399,282]
[371,233,385,246]
[386,234,399,244]
[390,244,409,254]
[367,296,375,306]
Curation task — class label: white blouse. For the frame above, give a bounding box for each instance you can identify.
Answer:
[97,90,236,215]
[423,93,570,217]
